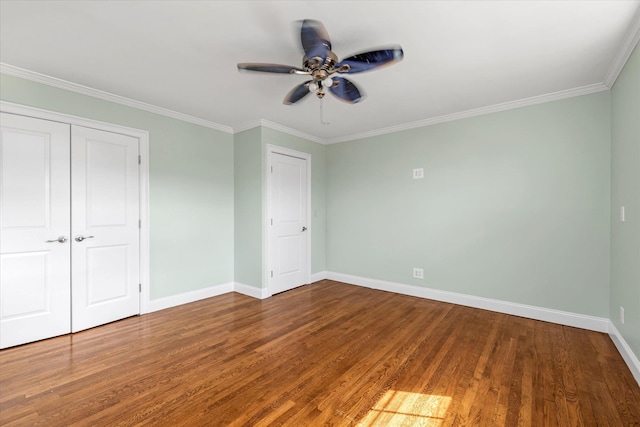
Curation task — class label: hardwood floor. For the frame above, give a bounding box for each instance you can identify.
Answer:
[1,280,639,426]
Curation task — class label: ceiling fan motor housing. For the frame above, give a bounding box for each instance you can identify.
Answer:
[304,52,342,81]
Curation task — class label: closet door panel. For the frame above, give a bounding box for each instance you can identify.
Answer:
[71,125,140,332]
[0,113,71,349]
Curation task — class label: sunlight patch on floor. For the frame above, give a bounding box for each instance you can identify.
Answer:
[358,390,451,426]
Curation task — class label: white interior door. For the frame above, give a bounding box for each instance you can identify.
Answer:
[0,113,71,348]
[71,125,140,332]
[269,151,309,294]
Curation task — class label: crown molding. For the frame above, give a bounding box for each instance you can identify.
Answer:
[233,120,263,134]
[258,119,326,144]
[233,120,325,144]
[325,82,610,144]
[0,63,233,134]
[604,6,640,88]
[0,63,615,146]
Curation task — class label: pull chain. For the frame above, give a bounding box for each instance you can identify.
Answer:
[320,98,330,125]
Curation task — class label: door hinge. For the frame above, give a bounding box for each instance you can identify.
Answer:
[139,219,141,229]
[270,218,273,225]
[138,155,141,165]
[270,270,273,278]
[139,283,142,293]
[271,165,273,173]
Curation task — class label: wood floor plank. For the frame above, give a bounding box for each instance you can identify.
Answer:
[1,280,639,426]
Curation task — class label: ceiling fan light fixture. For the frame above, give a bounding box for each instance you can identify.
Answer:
[237,19,403,106]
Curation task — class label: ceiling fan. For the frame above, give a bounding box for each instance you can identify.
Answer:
[237,19,404,105]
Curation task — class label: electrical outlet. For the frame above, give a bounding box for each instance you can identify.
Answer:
[620,306,625,324]
[413,268,424,279]
[413,168,424,179]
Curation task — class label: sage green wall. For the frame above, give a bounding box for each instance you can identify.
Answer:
[0,68,621,324]
[327,92,611,317]
[610,43,640,359]
[234,127,263,287]
[0,73,235,299]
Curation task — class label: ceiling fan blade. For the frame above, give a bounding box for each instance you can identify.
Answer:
[329,77,363,104]
[237,63,304,74]
[300,19,331,65]
[336,46,404,73]
[284,81,312,105]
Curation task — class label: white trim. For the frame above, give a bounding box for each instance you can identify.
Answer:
[259,120,325,144]
[325,83,609,144]
[2,63,616,147]
[1,101,145,137]
[0,63,233,134]
[233,120,324,144]
[326,272,609,332]
[138,133,151,315]
[233,119,325,144]
[0,101,152,317]
[234,282,271,299]
[604,7,640,88]
[311,271,328,283]
[608,321,640,386]
[148,282,234,313]
[233,120,263,134]
[265,145,312,295]
[233,81,609,145]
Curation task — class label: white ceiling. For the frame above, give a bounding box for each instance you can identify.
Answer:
[1,1,639,143]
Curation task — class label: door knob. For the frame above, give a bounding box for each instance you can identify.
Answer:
[75,235,95,242]
[46,236,68,243]
[301,226,307,232]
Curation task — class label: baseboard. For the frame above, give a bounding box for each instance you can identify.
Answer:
[234,282,271,299]
[326,272,609,333]
[235,275,327,299]
[147,282,234,313]
[310,271,328,283]
[609,321,640,386]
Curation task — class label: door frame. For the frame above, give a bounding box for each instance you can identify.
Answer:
[265,144,311,297]
[0,101,151,314]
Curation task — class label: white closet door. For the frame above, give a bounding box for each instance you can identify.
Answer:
[71,125,140,332]
[0,113,71,348]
